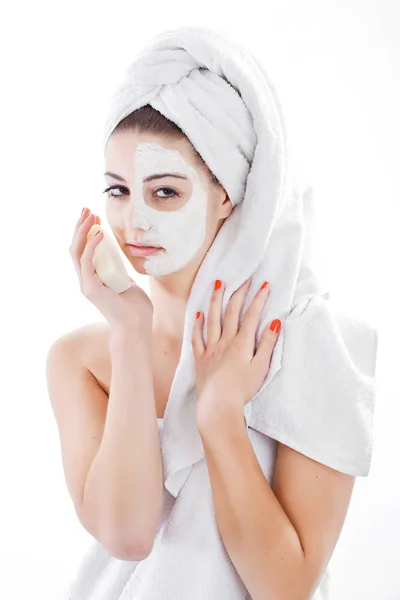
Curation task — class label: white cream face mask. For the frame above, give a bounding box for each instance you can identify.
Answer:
[130,142,209,276]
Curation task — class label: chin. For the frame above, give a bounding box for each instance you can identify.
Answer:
[126,257,149,274]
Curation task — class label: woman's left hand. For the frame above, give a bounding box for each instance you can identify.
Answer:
[192,277,281,430]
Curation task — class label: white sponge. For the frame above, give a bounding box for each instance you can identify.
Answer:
[86,224,132,294]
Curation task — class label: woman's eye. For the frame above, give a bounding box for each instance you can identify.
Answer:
[102,185,179,201]
[103,185,126,198]
[155,187,178,200]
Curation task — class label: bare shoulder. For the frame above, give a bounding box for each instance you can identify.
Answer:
[51,321,113,395]
[52,320,111,360]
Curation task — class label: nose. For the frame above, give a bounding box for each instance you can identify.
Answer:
[127,201,153,231]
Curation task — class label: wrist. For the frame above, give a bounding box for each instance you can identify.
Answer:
[110,323,152,351]
[197,402,246,437]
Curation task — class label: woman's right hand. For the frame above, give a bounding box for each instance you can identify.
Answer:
[69,207,154,333]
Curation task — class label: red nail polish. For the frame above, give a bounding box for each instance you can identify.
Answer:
[196,311,201,319]
[270,319,281,334]
[260,281,269,290]
[214,280,222,291]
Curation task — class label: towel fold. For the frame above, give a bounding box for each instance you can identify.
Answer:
[65,25,378,599]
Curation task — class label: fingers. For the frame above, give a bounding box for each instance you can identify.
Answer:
[221,278,251,341]
[70,207,89,245]
[80,229,105,299]
[69,210,97,276]
[191,310,205,358]
[251,320,281,371]
[206,279,225,346]
[237,280,270,351]
[192,276,279,364]
[201,277,254,347]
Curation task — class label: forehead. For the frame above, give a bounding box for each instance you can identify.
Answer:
[104,132,207,189]
[105,130,197,171]
[135,143,194,180]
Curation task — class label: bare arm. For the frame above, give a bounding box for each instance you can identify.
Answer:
[82,326,163,560]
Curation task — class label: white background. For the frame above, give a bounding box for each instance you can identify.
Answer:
[0,0,398,598]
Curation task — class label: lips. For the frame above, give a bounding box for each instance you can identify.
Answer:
[127,243,161,248]
[126,243,163,257]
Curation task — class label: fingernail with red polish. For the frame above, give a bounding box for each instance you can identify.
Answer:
[270,319,281,334]
[214,279,222,291]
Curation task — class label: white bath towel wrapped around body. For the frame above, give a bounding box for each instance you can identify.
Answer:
[64,26,377,600]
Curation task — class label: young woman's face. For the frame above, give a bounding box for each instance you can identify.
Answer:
[104,130,231,277]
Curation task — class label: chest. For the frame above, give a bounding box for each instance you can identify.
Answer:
[151,342,181,418]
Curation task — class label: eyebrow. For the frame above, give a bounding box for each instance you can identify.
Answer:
[104,171,189,183]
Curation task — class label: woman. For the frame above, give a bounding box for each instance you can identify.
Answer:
[47,26,377,600]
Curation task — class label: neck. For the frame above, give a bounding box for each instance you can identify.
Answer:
[149,263,200,342]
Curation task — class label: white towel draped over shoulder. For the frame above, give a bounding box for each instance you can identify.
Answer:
[64,25,378,600]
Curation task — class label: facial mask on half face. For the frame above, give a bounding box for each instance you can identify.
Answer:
[87,141,209,291]
[131,142,208,276]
